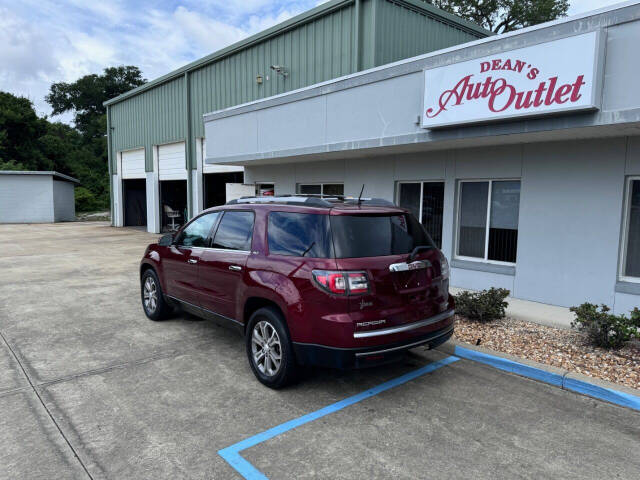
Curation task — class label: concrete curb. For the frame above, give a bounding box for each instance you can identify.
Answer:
[436,340,640,412]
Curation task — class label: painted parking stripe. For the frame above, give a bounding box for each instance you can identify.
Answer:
[453,345,640,412]
[218,355,460,480]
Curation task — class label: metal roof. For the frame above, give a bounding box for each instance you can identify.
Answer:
[103,0,490,107]
[0,171,80,184]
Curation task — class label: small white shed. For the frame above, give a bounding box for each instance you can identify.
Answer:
[0,171,79,223]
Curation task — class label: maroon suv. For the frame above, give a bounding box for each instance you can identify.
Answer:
[140,195,454,388]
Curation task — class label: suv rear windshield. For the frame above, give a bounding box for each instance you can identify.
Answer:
[330,214,434,258]
[267,211,434,259]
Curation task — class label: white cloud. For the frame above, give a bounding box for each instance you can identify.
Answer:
[0,0,316,123]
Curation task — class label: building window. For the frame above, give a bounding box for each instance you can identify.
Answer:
[456,180,521,264]
[256,183,274,196]
[297,183,344,196]
[397,182,444,248]
[621,178,640,279]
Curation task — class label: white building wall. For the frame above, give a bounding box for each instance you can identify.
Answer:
[52,179,76,222]
[112,173,123,227]
[0,175,54,223]
[145,145,160,233]
[514,139,626,307]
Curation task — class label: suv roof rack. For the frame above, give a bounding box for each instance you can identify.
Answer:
[226,195,396,208]
[226,196,333,207]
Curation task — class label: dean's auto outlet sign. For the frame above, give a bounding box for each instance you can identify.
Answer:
[421,31,604,129]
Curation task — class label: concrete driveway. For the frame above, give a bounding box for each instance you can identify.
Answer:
[0,222,638,479]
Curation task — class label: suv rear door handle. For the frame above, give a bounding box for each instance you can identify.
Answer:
[187,258,198,264]
[229,265,242,271]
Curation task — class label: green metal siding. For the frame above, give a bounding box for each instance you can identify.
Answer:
[107,0,487,178]
[111,76,185,171]
[375,0,483,67]
[189,3,357,141]
[359,0,377,69]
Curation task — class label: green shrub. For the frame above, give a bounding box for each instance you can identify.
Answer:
[570,303,640,349]
[75,186,107,213]
[454,288,510,322]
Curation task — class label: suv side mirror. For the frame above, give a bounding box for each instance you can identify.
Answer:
[158,234,174,246]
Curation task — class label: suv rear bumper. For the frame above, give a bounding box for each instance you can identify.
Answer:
[292,323,454,369]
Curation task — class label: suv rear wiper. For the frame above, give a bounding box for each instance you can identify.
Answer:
[301,242,316,257]
[407,245,432,263]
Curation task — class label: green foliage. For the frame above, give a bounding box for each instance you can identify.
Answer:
[74,187,107,213]
[455,287,510,322]
[428,0,569,33]
[0,91,48,169]
[0,159,26,171]
[570,303,640,349]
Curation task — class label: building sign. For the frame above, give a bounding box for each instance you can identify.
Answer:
[421,31,603,129]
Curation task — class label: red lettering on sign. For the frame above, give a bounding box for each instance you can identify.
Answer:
[425,72,587,119]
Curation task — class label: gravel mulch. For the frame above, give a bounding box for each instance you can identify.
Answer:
[453,315,640,391]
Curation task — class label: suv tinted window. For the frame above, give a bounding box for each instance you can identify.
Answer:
[178,212,220,247]
[268,212,332,258]
[331,214,434,258]
[212,211,254,251]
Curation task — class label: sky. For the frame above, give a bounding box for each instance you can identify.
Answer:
[0,0,629,124]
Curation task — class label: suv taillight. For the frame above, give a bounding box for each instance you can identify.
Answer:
[312,270,370,296]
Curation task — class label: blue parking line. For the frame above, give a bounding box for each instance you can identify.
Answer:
[453,345,640,412]
[218,355,460,480]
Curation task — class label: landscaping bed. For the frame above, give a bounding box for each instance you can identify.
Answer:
[454,315,640,390]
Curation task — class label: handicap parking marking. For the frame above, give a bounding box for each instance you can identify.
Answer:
[220,347,640,479]
[218,355,460,480]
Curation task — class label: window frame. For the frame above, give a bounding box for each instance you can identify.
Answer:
[619,176,640,283]
[210,210,256,253]
[175,211,221,248]
[296,182,344,196]
[266,211,333,258]
[395,179,445,247]
[454,178,521,266]
[255,183,275,197]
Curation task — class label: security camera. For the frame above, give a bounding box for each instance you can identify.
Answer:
[270,65,288,77]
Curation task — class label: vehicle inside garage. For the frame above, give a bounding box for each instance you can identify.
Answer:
[122,179,147,227]
[160,180,187,232]
[203,172,243,209]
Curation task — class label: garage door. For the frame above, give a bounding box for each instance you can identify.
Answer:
[159,142,186,180]
[121,148,145,179]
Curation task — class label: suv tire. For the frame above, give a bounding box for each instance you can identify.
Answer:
[246,307,298,389]
[141,269,171,321]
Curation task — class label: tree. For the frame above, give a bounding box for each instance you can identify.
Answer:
[0,91,48,171]
[46,66,146,139]
[428,0,569,33]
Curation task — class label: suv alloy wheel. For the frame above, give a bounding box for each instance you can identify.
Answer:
[141,269,171,321]
[246,307,298,388]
